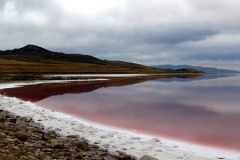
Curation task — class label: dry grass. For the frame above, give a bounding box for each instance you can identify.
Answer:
[0,58,171,74]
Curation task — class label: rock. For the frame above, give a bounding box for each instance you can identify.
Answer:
[0,109,137,160]
[43,156,52,160]
[0,117,5,121]
[16,131,29,141]
[0,123,8,130]
[118,155,133,160]
[140,155,158,160]
[42,132,51,140]
[49,139,62,149]
[25,117,33,122]
[27,155,39,160]
[0,155,13,160]
[94,140,101,144]
[97,150,108,156]
[4,144,15,153]
[76,140,89,151]
[151,138,161,142]
[5,115,10,119]
[0,132,7,139]
[7,118,17,123]
[42,148,53,152]
[67,134,80,138]
[102,144,110,148]
[74,153,83,159]
[48,131,57,138]
[17,125,28,131]
[0,140,8,147]
[173,145,179,148]
[31,127,43,133]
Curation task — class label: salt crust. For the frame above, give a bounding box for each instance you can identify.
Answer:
[0,80,240,160]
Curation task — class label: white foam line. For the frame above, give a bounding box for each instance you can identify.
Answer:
[0,82,240,160]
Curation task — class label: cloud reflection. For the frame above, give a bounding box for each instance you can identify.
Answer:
[36,74,240,151]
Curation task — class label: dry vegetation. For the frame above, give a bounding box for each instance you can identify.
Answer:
[0,58,172,74]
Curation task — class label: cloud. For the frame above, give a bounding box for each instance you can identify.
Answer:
[0,0,240,70]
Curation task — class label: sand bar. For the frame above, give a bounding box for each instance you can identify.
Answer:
[0,80,240,160]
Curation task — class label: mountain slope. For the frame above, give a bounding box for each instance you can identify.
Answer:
[0,45,203,74]
[0,44,106,64]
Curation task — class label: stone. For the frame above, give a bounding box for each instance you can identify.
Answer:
[16,131,29,141]
[0,132,7,139]
[57,152,65,156]
[151,138,161,142]
[5,115,10,119]
[25,117,33,122]
[139,155,158,160]
[76,140,89,151]
[118,155,133,160]
[94,140,101,144]
[0,117,5,122]
[43,156,52,160]
[97,150,108,156]
[74,153,83,159]
[42,132,51,140]
[0,123,8,130]
[31,127,43,133]
[0,109,138,160]
[67,134,80,138]
[17,125,28,131]
[27,155,39,160]
[42,148,53,152]
[7,118,17,123]
[49,139,62,149]
[4,144,15,153]
[0,140,8,147]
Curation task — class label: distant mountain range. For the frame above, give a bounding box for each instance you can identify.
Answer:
[153,65,240,74]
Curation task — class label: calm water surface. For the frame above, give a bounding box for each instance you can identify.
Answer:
[5,74,240,152]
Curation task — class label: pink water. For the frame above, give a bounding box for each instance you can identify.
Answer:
[1,74,240,152]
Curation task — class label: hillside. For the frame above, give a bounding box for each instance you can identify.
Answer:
[0,45,202,74]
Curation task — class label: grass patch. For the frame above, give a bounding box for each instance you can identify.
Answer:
[0,74,43,81]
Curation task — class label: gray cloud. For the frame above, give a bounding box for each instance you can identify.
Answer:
[1,0,240,70]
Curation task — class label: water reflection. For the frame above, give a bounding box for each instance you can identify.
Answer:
[1,74,240,152]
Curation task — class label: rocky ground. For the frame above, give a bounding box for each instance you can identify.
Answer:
[0,109,157,160]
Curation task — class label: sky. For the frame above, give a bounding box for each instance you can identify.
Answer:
[1,0,240,70]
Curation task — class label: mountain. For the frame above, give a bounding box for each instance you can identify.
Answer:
[0,44,201,74]
[0,44,106,64]
[153,64,240,74]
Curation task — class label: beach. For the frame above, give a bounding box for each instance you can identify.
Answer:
[1,81,240,160]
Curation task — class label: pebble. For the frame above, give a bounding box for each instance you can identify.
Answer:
[0,109,138,160]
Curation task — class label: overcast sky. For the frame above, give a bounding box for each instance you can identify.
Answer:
[1,0,240,70]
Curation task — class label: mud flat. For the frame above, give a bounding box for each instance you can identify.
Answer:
[1,81,240,160]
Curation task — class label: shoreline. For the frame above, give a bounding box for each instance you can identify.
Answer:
[1,81,240,159]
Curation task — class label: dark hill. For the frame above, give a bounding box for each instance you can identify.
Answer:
[0,44,106,64]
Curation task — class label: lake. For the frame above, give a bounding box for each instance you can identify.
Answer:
[1,74,240,152]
